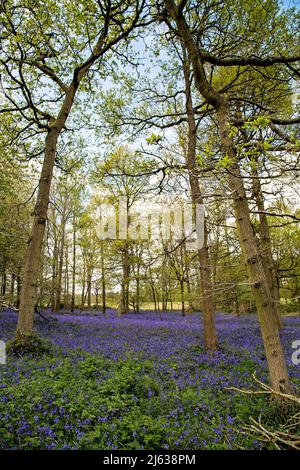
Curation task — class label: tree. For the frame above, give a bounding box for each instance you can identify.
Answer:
[0,0,148,346]
[161,0,299,393]
[180,44,217,350]
[0,139,32,307]
[94,145,154,314]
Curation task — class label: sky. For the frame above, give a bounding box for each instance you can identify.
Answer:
[282,0,299,6]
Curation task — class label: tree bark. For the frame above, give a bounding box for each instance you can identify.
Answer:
[148,266,159,315]
[180,279,185,316]
[81,261,86,310]
[10,273,15,305]
[50,211,58,311]
[184,248,194,313]
[71,213,76,312]
[181,46,217,351]
[161,257,168,312]
[101,244,106,315]
[218,106,292,393]
[1,262,7,297]
[16,127,60,340]
[55,207,66,312]
[136,265,140,314]
[170,284,173,311]
[16,270,21,309]
[87,270,92,311]
[118,243,130,314]
[64,245,69,310]
[251,164,282,329]
[95,287,99,310]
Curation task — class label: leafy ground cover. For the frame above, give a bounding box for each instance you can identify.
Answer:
[0,310,299,450]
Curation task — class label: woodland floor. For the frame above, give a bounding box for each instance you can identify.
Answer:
[0,310,299,450]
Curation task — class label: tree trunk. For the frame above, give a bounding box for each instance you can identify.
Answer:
[50,215,58,311]
[95,287,99,310]
[101,244,106,315]
[118,243,130,314]
[55,210,66,312]
[180,279,185,316]
[87,270,92,311]
[136,270,140,313]
[125,247,130,313]
[184,242,194,313]
[71,213,76,312]
[181,46,217,351]
[161,259,168,312]
[218,105,292,393]
[148,267,158,314]
[80,255,86,310]
[16,127,60,341]
[251,165,282,329]
[151,282,157,313]
[15,77,80,344]
[1,263,7,297]
[16,271,21,309]
[64,245,69,310]
[10,273,15,305]
[170,285,173,311]
[118,281,126,315]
